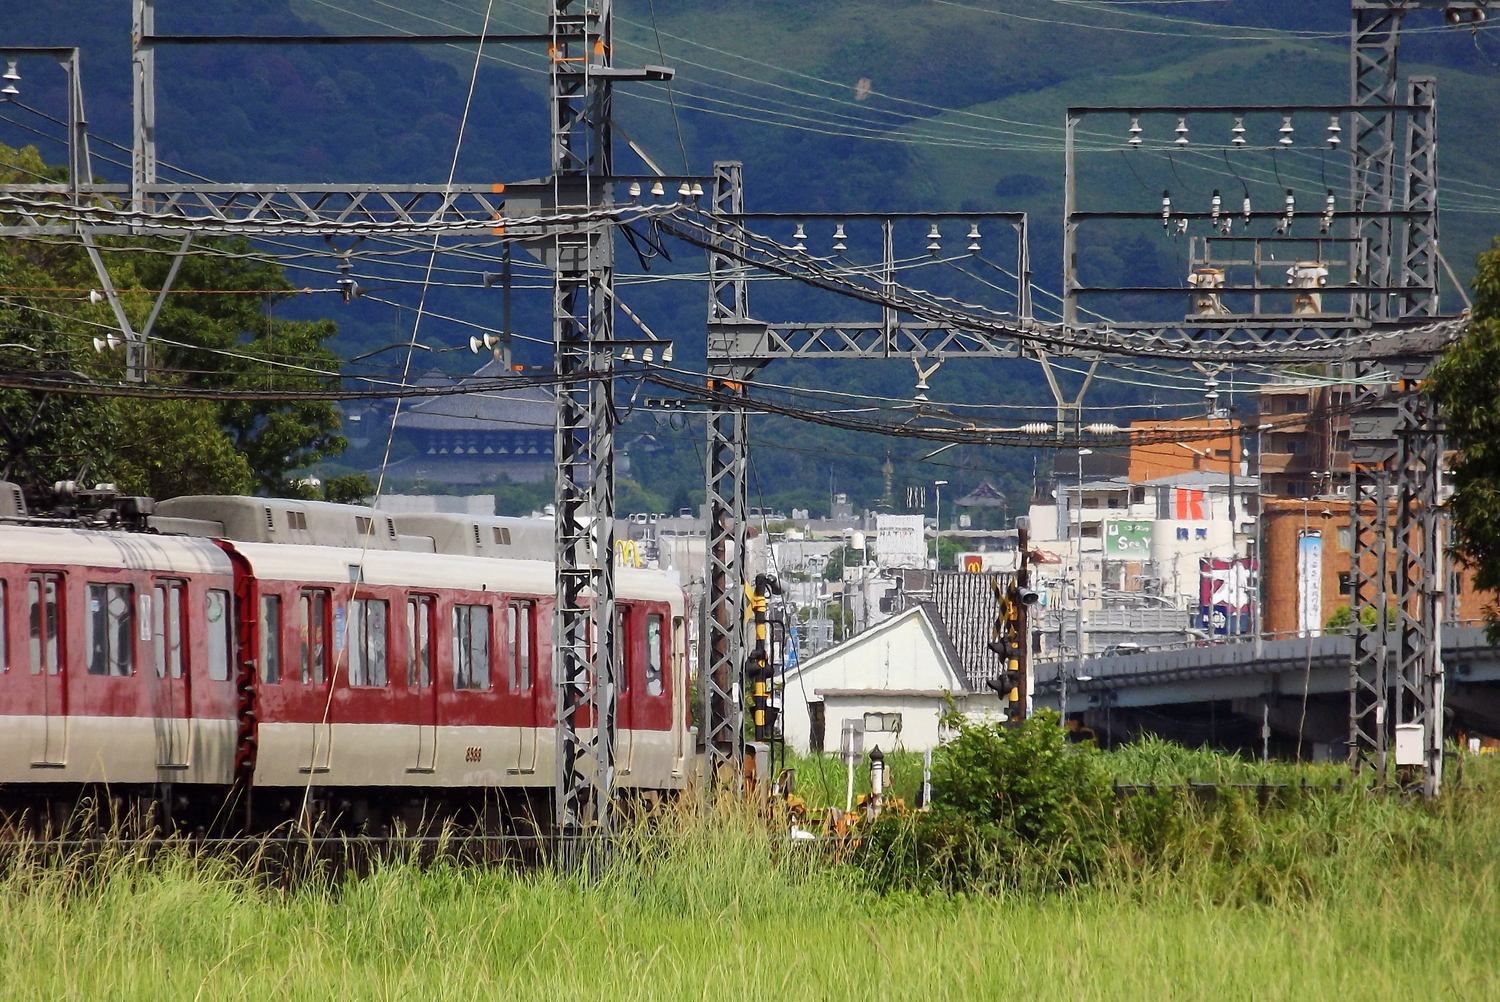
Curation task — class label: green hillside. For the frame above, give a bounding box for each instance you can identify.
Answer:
[5,1,1496,513]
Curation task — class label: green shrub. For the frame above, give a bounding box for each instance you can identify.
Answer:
[858,710,1114,890]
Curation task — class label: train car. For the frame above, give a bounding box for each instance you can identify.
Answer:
[0,490,690,835]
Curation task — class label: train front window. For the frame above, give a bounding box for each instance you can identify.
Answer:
[154,581,186,679]
[86,583,134,677]
[206,589,231,681]
[452,604,490,690]
[348,598,388,687]
[27,575,60,675]
[646,614,664,696]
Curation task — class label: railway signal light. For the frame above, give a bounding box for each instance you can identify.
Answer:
[746,573,783,741]
[988,578,1030,722]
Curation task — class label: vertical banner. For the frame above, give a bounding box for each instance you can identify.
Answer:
[1198,557,1258,635]
[1297,532,1322,638]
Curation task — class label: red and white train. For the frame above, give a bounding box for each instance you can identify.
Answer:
[0,488,690,833]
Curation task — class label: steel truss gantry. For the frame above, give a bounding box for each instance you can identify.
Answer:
[693,2,1463,792]
[698,174,1036,785]
[0,0,680,835]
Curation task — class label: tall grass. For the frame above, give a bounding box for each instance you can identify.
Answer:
[3,753,1499,999]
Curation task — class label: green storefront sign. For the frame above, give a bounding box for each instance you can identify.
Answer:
[1105,520,1152,557]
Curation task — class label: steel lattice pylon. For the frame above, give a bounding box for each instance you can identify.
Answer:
[550,0,618,855]
[1346,10,1447,793]
[702,162,754,789]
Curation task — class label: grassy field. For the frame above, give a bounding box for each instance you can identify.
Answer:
[4,748,1500,1000]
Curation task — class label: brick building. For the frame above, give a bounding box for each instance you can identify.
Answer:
[1260,498,1491,638]
[1253,379,1352,499]
[1127,417,1242,482]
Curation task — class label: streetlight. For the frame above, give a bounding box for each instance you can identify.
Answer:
[933,480,948,570]
[1064,449,1093,721]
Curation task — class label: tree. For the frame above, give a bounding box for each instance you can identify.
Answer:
[1430,238,1500,628]
[0,143,347,500]
[322,473,374,505]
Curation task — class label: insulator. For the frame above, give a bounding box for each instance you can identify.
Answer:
[690,182,704,198]
[1322,189,1336,233]
[926,222,941,253]
[1174,117,1189,146]
[1221,217,1233,236]
[792,222,807,251]
[833,223,847,252]
[1,60,17,99]
[642,346,655,363]
[620,346,636,361]
[1020,422,1052,435]
[469,336,483,354]
[1128,115,1142,146]
[650,181,665,198]
[1326,113,1342,147]
[1210,189,1221,226]
[1175,218,1188,236]
[966,222,981,252]
[662,343,674,363]
[628,181,641,199]
[1279,115,1294,145]
[1085,422,1120,435]
[1284,188,1296,219]
[1242,195,1252,225]
[677,181,692,198]
[1161,189,1172,228]
[1231,115,1246,145]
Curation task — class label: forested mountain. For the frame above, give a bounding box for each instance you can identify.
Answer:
[5,1,1497,514]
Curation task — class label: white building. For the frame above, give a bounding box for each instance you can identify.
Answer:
[780,605,1001,754]
[1026,471,1258,655]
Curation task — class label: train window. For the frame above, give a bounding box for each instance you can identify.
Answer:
[300,590,330,684]
[206,589,231,681]
[645,614,664,696]
[507,601,533,692]
[616,608,628,694]
[27,574,60,675]
[260,594,281,683]
[86,583,134,677]
[408,595,434,688]
[452,604,490,690]
[154,581,186,679]
[347,599,389,687]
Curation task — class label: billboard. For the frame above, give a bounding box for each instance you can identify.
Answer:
[1104,520,1152,558]
[875,514,926,570]
[1198,557,1258,635]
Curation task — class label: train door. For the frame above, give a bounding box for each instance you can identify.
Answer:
[506,599,538,775]
[150,580,191,769]
[672,614,686,773]
[298,588,333,775]
[26,572,65,767]
[407,594,437,773]
[615,605,635,776]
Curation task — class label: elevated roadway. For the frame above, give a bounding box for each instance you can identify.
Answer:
[1032,626,1500,755]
